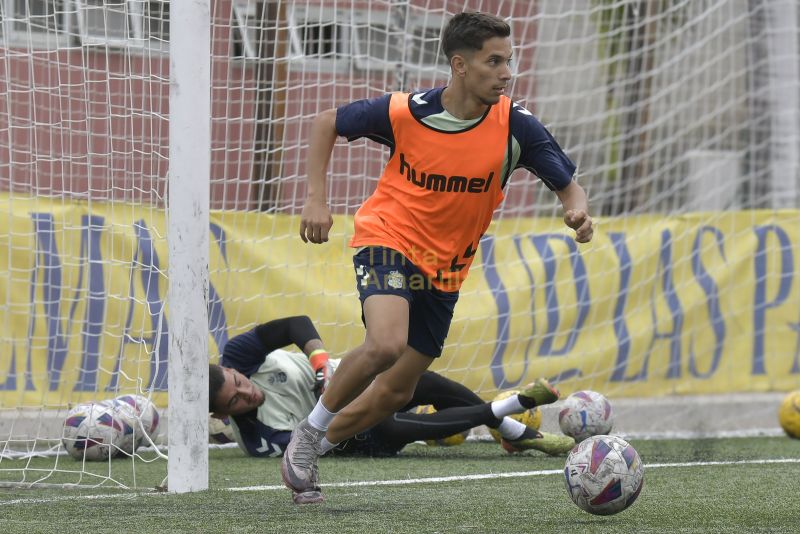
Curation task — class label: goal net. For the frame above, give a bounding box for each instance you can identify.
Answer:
[0,0,798,489]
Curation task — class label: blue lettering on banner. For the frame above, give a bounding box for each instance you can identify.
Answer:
[610,229,684,381]
[108,220,170,391]
[15,216,234,394]
[209,222,230,354]
[529,234,590,356]
[512,235,536,374]
[479,234,523,389]
[27,213,69,391]
[72,215,107,391]
[609,232,636,381]
[650,229,683,379]
[752,225,793,375]
[1,346,16,390]
[790,321,800,374]
[688,226,726,378]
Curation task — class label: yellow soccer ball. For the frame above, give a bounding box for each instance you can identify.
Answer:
[488,390,542,443]
[410,404,469,447]
[778,390,800,439]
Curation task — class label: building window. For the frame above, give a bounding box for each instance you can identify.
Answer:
[285,4,348,72]
[350,10,448,73]
[3,0,74,47]
[75,0,168,49]
[77,0,131,44]
[228,4,447,74]
[1,0,168,51]
[142,0,168,43]
[231,0,256,59]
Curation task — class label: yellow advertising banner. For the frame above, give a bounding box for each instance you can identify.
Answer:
[0,194,798,407]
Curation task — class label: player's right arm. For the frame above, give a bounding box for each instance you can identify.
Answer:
[299,94,394,244]
[300,108,337,244]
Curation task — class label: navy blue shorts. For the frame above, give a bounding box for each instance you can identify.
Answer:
[353,246,459,358]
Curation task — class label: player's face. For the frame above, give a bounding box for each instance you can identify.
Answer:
[215,367,266,416]
[463,36,513,105]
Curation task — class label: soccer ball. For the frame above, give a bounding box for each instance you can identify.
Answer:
[62,403,134,461]
[559,390,614,442]
[101,398,142,455]
[114,394,161,441]
[209,415,236,444]
[564,435,644,515]
[487,389,542,444]
[778,390,800,438]
[410,404,469,446]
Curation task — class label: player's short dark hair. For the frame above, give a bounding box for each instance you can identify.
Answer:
[441,12,511,60]
[209,364,225,412]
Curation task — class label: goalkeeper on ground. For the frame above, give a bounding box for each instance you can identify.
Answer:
[208,315,573,458]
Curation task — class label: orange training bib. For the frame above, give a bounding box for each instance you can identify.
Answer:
[350,92,511,291]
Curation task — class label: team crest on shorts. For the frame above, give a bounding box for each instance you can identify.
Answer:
[387,270,405,289]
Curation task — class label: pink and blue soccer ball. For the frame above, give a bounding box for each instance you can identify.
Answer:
[62,403,135,461]
[558,390,614,442]
[208,415,236,445]
[113,394,161,441]
[564,434,644,515]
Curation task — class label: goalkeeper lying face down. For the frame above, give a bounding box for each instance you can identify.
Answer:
[209,315,573,458]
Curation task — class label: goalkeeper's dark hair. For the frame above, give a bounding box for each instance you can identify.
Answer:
[441,12,511,60]
[209,364,226,412]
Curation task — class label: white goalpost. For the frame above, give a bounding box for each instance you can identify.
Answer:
[0,0,798,491]
[167,0,210,493]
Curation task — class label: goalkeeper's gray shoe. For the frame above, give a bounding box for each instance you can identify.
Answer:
[281,418,324,496]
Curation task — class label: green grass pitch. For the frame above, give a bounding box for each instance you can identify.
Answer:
[1,437,798,533]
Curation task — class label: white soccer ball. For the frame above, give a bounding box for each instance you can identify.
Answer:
[101,399,142,455]
[208,415,236,444]
[558,390,614,442]
[62,403,133,461]
[564,435,644,515]
[114,394,161,441]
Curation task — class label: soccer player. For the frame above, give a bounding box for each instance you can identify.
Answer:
[288,11,593,503]
[209,315,573,463]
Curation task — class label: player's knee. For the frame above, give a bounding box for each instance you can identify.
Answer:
[375,382,415,412]
[362,338,406,373]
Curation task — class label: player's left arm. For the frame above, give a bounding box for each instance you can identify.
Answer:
[511,103,593,243]
[556,180,593,243]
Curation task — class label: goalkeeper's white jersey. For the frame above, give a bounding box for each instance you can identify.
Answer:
[232,349,316,436]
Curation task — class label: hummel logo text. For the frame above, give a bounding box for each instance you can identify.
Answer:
[399,153,493,193]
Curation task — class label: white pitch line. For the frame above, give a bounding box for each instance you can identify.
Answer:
[2,457,799,506]
[0,492,139,506]
[228,468,563,492]
[227,457,800,492]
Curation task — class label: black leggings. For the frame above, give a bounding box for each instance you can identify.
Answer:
[369,371,501,450]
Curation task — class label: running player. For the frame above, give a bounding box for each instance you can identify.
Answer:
[286,11,593,504]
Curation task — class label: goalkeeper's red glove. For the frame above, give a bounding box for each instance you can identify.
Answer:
[309,349,330,386]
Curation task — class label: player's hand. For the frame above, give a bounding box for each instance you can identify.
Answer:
[309,349,330,384]
[299,200,333,244]
[564,209,594,243]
